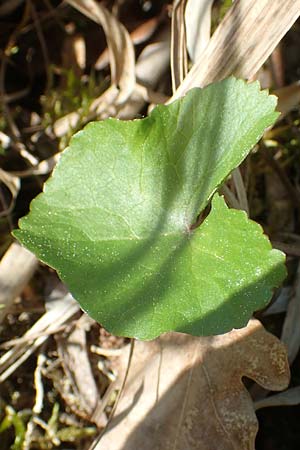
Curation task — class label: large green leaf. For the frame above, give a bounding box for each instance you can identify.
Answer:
[14,78,286,339]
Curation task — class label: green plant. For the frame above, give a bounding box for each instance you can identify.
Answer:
[0,406,26,450]
[13,78,286,340]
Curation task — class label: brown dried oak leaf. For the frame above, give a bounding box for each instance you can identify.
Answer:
[98,319,289,450]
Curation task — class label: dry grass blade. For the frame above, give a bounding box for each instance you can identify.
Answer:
[281,262,300,364]
[272,241,300,258]
[255,386,300,410]
[56,315,103,426]
[89,339,135,450]
[232,167,249,214]
[23,351,46,450]
[219,183,241,210]
[135,31,170,88]
[53,111,82,138]
[113,28,170,120]
[274,81,300,119]
[2,87,31,103]
[11,154,60,177]
[0,0,24,16]
[61,31,86,79]
[0,131,10,149]
[263,287,291,316]
[66,0,135,104]
[0,243,37,323]
[172,0,300,99]
[171,0,188,92]
[29,0,51,92]
[95,14,163,70]
[0,291,79,382]
[0,168,20,218]
[185,0,213,63]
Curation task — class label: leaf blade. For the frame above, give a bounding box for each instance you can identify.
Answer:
[14,78,285,339]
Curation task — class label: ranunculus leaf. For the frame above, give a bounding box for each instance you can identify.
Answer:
[14,78,286,339]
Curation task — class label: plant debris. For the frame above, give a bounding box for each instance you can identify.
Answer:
[0,1,300,449]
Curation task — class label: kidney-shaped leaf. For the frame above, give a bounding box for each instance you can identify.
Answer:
[14,78,286,339]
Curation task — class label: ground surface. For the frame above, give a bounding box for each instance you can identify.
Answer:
[0,1,300,449]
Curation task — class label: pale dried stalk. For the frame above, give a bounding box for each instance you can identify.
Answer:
[23,352,46,450]
[0,293,79,382]
[172,0,300,99]
[66,0,135,104]
[0,0,24,16]
[185,0,214,62]
[0,243,37,323]
[255,386,300,410]
[232,167,249,214]
[0,168,20,217]
[171,0,188,92]
[275,82,300,119]
[11,153,60,177]
[56,316,102,425]
[281,262,300,364]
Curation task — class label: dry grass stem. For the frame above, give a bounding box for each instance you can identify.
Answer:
[281,262,300,364]
[171,0,188,92]
[66,0,135,104]
[0,243,37,323]
[172,0,300,99]
[185,0,213,62]
[0,292,79,382]
[255,386,300,410]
